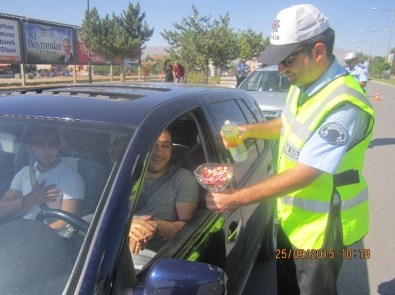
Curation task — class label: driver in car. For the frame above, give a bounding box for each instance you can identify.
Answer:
[0,126,85,230]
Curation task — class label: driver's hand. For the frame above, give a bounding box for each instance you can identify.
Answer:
[25,181,60,209]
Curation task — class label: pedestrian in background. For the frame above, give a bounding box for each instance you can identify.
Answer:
[345,52,369,93]
[206,4,375,294]
[173,61,185,83]
[235,59,250,87]
[160,59,174,83]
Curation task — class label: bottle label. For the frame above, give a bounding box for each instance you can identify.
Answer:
[221,121,247,162]
[223,134,240,147]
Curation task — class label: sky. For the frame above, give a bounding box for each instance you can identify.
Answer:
[1,0,394,57]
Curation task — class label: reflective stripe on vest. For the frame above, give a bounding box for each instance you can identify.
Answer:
[282,84,370,146]
[280,188,368,213]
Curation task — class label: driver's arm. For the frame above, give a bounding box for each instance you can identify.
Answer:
[0,189,25,219]
[48,199,83,229]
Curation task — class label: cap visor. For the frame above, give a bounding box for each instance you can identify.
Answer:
[258,43,299,65]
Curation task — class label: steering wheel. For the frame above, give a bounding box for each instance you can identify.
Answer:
[36,209,89,232]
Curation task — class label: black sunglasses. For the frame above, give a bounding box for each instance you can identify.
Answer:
[280,46,313,67]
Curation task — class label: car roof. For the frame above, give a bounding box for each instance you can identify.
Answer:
[0,83,245,127]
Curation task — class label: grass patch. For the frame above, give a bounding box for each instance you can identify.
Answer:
[372,78,395,86]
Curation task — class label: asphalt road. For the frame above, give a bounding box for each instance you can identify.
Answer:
[244,80,395,295]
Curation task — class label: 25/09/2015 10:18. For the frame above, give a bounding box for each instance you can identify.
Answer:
[275,248,371,260]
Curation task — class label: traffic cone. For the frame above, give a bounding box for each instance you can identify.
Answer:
[374,91,381,102]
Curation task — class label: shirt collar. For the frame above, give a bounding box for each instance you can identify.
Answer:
[299,58,348,104]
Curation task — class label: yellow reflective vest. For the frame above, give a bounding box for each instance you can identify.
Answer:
[277,75,375,249]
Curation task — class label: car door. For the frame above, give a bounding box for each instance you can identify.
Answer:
[206,96,275,292]
[120,99,268,293]
[98,96,273,294]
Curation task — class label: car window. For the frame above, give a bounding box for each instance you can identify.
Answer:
[239,69,290,92]
[129,112,206,273]
[239,70,265,91]
[208,99,265,185]
[0,117,132,293]
[237,99,266,154]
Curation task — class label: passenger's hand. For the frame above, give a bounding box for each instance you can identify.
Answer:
[129,216,158,255]
[205,190,241,214]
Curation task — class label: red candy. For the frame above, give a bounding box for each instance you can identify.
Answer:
[197,165,232,191]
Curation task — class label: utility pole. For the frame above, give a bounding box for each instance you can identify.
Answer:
[87,0,92,83]
[359,28,387,61]
[372,7,395,55]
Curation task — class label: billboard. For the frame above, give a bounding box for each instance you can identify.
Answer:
[23,22,74,64]
[76,30,107,65]
[0,17,22,62]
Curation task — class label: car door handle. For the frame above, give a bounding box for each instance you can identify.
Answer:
[227,220,242,243]
[267,164,274,176]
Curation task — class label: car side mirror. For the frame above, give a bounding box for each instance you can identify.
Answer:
[134,258,226,295]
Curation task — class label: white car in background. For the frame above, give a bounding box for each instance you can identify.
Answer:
[238,65,291,120]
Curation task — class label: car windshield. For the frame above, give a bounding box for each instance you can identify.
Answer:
[0,116,133,294]
[239,69,290,93]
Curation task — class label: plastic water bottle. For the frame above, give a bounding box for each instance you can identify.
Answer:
[221,120,247,162]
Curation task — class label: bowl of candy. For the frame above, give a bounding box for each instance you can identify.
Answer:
[194,163,234,192]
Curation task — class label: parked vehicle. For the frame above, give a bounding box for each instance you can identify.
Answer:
[0,83,276,294]
[238,65,291,120]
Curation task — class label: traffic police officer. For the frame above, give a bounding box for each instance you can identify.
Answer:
[345,52,369,92]
[236,59,250,87]
[205,4,375,294]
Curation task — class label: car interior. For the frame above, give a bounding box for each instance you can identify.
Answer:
[131,112,224,275]
[168,114,208,206]
[0,113,213,276]
[0,108,238,293]
[0,122,122,293]
[257,72,290,92]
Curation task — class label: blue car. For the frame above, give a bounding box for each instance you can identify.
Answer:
[0,83,276,294]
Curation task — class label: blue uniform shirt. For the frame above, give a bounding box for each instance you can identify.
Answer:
[236,63,250,78]
[297,59,370,174]
[346,63,368,84]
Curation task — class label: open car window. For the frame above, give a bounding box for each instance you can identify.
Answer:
[129,112,207,273]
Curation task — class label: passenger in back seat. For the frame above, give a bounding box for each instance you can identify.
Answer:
[129,128,199,269]
[0,127,85,229]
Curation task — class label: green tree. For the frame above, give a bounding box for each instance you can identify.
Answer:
[355,52,367,63]
[161,6,238,84]
[238,29,268,61]
[80,2,153,81]
[209,15,239,73]
[369,56,391,78]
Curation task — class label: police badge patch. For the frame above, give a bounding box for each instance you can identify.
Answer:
[319,123,348,145]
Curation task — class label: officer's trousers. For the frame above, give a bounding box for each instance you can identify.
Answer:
[276,201,346,295]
